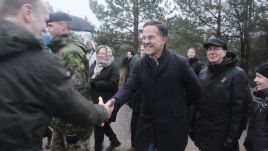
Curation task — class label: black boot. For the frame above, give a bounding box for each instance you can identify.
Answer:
[94,145,103,151]
[107,137,121,150]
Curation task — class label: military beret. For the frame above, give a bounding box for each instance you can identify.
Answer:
[256,62,268,78]
[47,12,72,23]
[204,38,227,50]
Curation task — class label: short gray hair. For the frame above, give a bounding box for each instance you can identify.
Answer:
[0,0,38,17]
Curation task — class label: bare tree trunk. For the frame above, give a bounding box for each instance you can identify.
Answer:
[133,0,140,53]
[216,0,222,37]
[240,0,254,74]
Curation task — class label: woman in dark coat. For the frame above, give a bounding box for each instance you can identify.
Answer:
[187,47,204,75]
[89,45,120,151]
[244,62,268,151]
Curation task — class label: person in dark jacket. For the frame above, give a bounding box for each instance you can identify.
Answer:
[85,40,96,67]
[89,45,121,151]
[187,47,204,75]
[121,50,134,81]
[107,21,202,151]
[244,62,268,151]
[127,45,146,151]
[192,38,250,151]
[0,0,114,150]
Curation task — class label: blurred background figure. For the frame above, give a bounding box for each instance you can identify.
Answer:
[121,51,134,81]
[127,45,145,151]
[187,47,203,75]
[41,28,52,53]
[89,45,121,151]
[85,40,97,67]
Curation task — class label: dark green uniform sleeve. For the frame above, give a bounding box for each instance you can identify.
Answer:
[57,44,90,97]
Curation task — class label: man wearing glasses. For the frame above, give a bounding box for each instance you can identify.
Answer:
[190,39,250,151]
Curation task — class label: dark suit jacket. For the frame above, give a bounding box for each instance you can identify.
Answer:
[114,47,202,151]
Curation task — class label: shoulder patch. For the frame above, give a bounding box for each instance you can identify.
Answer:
[72,73,84,86]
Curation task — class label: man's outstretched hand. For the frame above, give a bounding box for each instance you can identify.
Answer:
[98,97,115,118]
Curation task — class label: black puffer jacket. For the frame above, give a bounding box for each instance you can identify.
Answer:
[244,88,268,151]
[0,19,108,150]
[194,52,250,151]
[188,57,204,75]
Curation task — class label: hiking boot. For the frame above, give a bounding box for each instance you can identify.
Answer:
[106,139,121,150]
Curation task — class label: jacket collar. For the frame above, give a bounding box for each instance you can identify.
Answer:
[48,34,85,53]
[0,19,42,58]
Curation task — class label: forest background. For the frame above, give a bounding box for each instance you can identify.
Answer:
[48,0,268,81]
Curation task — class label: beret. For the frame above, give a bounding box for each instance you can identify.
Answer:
[47,12,72,23]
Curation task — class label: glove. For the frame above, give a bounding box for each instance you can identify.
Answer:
[223,137,238,151]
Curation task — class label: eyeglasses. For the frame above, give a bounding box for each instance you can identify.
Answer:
[206,47,224,52]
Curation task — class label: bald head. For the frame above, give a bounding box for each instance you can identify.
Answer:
[0,0,37,17]
[0,0,49,39]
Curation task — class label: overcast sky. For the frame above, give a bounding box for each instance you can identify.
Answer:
[46,0,103,27]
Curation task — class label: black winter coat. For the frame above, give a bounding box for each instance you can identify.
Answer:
[188,57,204,75]
[194,52,250,151]
[114,48,202,151]
[245,88,268,151]
[89,62,120,122]
[0,19,108,150]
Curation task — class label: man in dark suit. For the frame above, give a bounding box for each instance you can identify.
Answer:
[108,21,202,151]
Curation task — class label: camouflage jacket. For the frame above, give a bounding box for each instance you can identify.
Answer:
[48,34,92,137]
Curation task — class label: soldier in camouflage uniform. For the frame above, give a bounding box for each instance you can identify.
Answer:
[47,12,93,151]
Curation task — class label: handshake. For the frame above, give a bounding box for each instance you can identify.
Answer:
[98,96,115,118]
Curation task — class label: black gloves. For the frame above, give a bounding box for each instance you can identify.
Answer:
[223,137,238,151]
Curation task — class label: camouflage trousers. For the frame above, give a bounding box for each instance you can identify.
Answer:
[50,129,91,151]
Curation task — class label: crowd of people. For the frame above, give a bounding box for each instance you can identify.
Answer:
[0,0,268,151]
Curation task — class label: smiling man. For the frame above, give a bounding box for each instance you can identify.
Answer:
[108,21,202,151]
[191,38,251,151]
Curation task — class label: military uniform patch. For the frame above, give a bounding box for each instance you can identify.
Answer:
[72,73,84,86]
